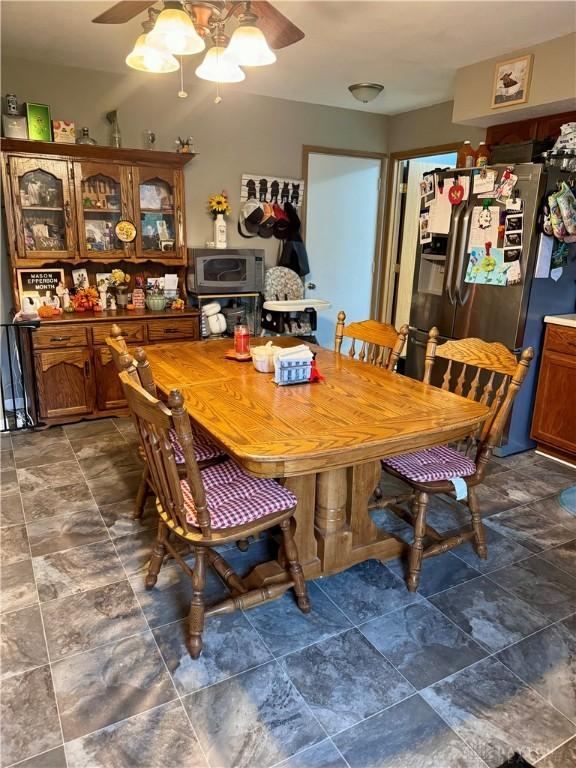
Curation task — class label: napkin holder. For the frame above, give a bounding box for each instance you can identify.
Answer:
[274,345,314,386]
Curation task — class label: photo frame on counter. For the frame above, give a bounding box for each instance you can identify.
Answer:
[71,267,89,289]
[25,102,52,141]
[2,114,27,139]
[17,268,64,304]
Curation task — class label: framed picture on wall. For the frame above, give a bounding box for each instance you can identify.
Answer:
[491,54,533,109]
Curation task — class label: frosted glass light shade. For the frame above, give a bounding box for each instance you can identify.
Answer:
[225,25,276,66]
[126,33,180,73]
[196,46,246,83]
[148,8,205,56]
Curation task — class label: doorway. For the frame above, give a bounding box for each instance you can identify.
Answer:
[302,147,386,349]
[380,144,459,329]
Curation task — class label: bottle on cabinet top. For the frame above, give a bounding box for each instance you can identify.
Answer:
[457,140,476,169]
[475,141,490,168]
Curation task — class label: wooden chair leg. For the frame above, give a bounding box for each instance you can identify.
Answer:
[468,486,488,559]
[133,465,150,520]
[187,547,207,659]
[280,517,310,613]
[408,491,428,593]
[145,521,168,590]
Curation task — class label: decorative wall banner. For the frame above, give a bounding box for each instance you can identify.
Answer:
[241,174,304,208]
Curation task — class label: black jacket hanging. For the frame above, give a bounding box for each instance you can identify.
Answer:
[277,202,310,276]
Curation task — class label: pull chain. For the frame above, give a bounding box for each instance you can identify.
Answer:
[178,56,188,98]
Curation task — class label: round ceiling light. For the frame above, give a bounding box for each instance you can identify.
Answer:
[348,83,384,104]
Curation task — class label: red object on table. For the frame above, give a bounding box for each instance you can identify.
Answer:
[234,324,250,357]
[309,355,325,382]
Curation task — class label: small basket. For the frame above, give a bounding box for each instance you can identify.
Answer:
[223,307,246,334]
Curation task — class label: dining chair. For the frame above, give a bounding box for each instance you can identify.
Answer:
[381,327,533,592]
[334,310,409,371]
[106,325,225,519]
[118,370,310,658]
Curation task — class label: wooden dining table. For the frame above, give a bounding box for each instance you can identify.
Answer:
[145,338,489,585]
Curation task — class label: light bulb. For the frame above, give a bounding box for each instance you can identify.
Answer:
[148,7,205,56]
[196,46,245,83]
[126,33,180,73]
[225,25,276,67]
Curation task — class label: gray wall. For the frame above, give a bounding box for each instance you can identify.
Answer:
[388,101,486,154]
[1,56,389,266]
[453,33,576,126]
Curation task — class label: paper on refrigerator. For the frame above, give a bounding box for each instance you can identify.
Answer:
[467,206,500,253]
[427,176,453,234]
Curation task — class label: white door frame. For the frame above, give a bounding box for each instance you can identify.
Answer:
[380,142,461,324]
[301,145,388,320]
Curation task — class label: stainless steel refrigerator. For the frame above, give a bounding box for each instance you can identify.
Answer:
[406,163,576,456]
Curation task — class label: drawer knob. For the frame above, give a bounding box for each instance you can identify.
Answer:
[164,328,178,334]
[50,336,71,342]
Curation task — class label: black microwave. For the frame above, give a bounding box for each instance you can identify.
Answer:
[187,248,265,295]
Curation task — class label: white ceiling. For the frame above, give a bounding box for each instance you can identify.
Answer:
[1,0,574,114]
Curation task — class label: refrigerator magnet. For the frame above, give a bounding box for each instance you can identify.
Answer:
[448,179,465,205]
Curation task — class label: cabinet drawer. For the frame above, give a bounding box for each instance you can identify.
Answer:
[92,323,146,346]
[34,326,89,349]
[545,324,576,356]
[147,318,198,342]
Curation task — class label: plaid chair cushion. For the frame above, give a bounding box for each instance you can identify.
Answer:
[181,459,297,530]
[169,427,223,464]
[383,444,476,483]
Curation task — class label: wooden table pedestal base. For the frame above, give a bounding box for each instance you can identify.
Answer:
[243,460,407,589]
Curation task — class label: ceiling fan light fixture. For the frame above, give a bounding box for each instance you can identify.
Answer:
[196,45,246,83]
[126,32,180,73]
[147,3,205,56]
[348,83,384,103]
[225,24,276,67]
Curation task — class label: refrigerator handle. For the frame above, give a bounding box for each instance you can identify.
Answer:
[444,203,463,306]
[454,201,474,306]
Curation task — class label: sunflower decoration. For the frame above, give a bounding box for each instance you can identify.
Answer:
[208,191,232,220]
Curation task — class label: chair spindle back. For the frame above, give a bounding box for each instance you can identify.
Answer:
[118,372,212,536]
[424,328,533,478]
[334,310,409,371]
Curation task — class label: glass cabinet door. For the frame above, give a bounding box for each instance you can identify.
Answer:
[10,157,76,261]
[133,166,184,260]
[74,162,133,260]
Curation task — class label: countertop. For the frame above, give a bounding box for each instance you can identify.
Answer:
[34,308,199,325]
[544,314,576,329]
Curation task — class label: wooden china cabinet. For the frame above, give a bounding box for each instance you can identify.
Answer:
[1,139,199,426]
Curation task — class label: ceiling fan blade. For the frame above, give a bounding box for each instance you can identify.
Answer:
[249,2,305,49]
[92,1,156,24]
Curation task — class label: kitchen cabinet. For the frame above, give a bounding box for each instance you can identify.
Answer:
[73,160,133,261]
[531,318,576,465]
[1,138,194,270]
[31,309,200,425]
[8,155,77,262]
[133,165,185,262]
[94,346,129,411]
[34,348,94,420]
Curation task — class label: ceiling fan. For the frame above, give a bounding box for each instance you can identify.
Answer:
[92,1,305,51]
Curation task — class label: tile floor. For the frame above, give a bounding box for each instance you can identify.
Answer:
[1,419,575,768]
